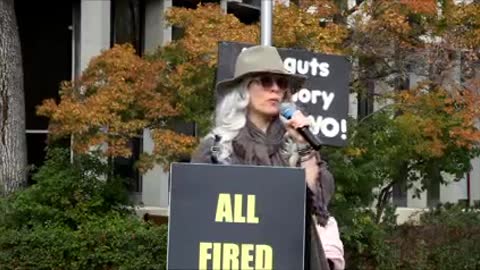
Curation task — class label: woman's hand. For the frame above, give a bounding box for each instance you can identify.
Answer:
[285,110,310,144]
[284,110,321,190]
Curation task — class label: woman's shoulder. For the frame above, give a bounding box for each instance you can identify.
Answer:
[190,134,217,164]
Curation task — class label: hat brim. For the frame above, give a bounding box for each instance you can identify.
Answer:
[216,70,307,99]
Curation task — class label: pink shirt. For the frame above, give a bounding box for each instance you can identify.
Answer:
[316,217,345,270]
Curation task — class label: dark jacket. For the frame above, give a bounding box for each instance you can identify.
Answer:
[191,119,335,270]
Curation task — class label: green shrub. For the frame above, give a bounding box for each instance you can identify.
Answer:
[0,148,168,269]
[341,208,397,270]
[419,203,480,227]
[342,204,480,270]
[0,214,167,269]
[389,224,480,270]
[0,148,131,229]
[390,204,480,270]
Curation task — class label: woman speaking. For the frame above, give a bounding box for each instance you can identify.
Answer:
[191,45,344,270]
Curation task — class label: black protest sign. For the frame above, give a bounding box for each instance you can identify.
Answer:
[216,41,351,147]
[167,163,306,270]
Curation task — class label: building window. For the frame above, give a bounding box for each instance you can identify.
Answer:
[15,0,75,183]
[392,181,408,207]
[111,0,145,55]
[357,80,374,119]
[111,0,145,192]
[227,0,260,25]
[171,0,223,40]
[113,137,143,193]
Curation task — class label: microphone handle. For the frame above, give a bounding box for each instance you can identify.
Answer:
[297,126,322,151]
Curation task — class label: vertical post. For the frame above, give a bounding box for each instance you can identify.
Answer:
[220,0,228,13]
[261,0,272,46]
[80,0,111,72]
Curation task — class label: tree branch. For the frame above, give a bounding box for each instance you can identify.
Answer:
[375,180,395,224]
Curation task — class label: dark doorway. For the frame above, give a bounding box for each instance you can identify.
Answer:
[15,0,74,182]
[111,0,145,55]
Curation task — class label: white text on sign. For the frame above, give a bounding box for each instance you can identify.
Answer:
[292,88,335,111]
[284,57,330,77]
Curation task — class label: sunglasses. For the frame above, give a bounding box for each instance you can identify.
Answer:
[250,75,290,90]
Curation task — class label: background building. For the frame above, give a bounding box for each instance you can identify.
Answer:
[16,0,480,222]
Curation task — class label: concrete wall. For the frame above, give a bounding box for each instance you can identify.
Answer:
[144,0,172,53]
[141,0,173,211]
[141,129,170,209]
[440,176,468,204]
[80,0,111,72]
[470,158,480,205]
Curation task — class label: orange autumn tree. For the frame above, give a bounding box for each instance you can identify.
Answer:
[319,0,480,223]
[37,0,480,218]
[38,1,347,171]
[37,44,197,171]
[347,0,480,92]
[348,0,480,167]
[153,4,259,134]
[159,2,347,133]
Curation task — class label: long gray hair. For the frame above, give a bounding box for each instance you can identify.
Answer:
[203,78,299,165]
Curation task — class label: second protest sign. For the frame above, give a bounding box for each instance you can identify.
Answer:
[216,41,351,147]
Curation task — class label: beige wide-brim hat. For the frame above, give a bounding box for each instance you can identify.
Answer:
[216,45,307,98]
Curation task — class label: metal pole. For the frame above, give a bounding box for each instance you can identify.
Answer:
[261,0,272,46]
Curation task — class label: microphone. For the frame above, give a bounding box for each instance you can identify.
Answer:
[280,103,322,151]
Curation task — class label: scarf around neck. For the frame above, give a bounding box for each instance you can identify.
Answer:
[222,117,333,227]
[231,118,288,166]
[229,117,333,268]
